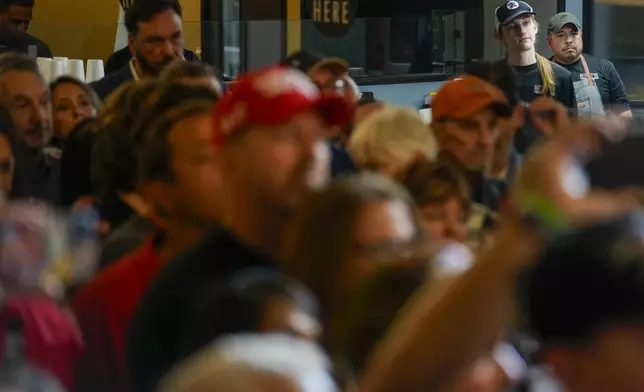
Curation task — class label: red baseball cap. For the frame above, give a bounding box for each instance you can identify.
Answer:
[213,66,353,145]
[432,75,513,122]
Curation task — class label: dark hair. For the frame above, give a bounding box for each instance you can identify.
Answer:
[179,269,319,360]
[0,52,40,78]
[91,80,160,198]
[59,118,97,207]
[50,76,101,112]
[344,264,426,374]
[135,83,217,184]
[466,60,520,106]
[124,0,182,35]
[0,0,33,11]
[397,157,471,218]
[160,60,216,81]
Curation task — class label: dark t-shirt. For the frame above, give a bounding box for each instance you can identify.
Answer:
[513,61,577,154]
[23,33,52,57]
[10,145,60,204]
[126,225,278,392]
[553,53,630,114]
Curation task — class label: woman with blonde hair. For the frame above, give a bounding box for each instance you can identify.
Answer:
[494,0,576,154]
[348,106,438,176]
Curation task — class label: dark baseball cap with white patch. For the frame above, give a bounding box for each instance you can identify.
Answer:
[495,0,536,26]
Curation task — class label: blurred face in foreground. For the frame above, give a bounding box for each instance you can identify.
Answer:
[546,325,644,392]
[347,199,428,292]
[224,111,328,209]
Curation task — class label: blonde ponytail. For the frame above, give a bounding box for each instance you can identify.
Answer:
[536,54,556,97]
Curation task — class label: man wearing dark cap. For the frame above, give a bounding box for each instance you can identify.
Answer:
[547,12,631,117]
[494,1,576,155]
[524,212,644,392]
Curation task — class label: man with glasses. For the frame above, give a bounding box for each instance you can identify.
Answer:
[547,12,631,117]
[0,0,52,57]
[281,51,359,104]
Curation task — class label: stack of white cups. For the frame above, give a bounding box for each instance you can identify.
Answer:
[85,60,105,83]
[51,57,68,81]
[36,57,53,83]
[66,59,85,83]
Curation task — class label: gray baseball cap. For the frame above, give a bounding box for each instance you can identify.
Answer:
[548,12,582,34]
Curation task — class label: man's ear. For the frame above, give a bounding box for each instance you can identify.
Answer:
[127,34,136,56]
[137,180,171,219]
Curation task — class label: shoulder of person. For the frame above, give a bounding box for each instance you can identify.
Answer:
[23,33,49,48]
[90,66,133,99]
[595,55,619,74]
[184,49,199,61]
[105,47,132,68]
[549,61,573,80]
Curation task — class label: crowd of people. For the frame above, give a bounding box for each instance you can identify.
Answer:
[0,0,642,391]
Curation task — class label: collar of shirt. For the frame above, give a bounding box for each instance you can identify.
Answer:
[129,58,141,81]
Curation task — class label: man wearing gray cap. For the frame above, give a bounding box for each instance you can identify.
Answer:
[547,12,631,117]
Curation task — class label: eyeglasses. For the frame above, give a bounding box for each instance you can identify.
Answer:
[314,78,347,94]
[357,234,437,265]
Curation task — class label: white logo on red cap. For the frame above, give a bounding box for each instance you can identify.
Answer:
[253,69,320,100]
[219,102,247,136]
[507,1,519,9]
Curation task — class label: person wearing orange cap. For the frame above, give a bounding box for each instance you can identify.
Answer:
[127,65,352,392]
[431,75,514,240]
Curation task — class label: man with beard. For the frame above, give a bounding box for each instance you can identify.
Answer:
[127,66,352,392]
[91,0,185,101]
[0,53,58,203]
[547,12,631,117]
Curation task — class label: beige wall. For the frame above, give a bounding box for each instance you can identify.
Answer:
[29,0,201,61]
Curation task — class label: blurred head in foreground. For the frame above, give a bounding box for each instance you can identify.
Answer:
[159,334,337,392]
[525,212,644,392]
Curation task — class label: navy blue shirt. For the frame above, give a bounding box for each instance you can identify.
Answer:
[330,144,357,178]
[10,144,60,205]
[104,47,199,75]
[90,65,135,102]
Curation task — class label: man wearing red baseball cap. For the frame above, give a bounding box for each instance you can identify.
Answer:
[128,66,352,392]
